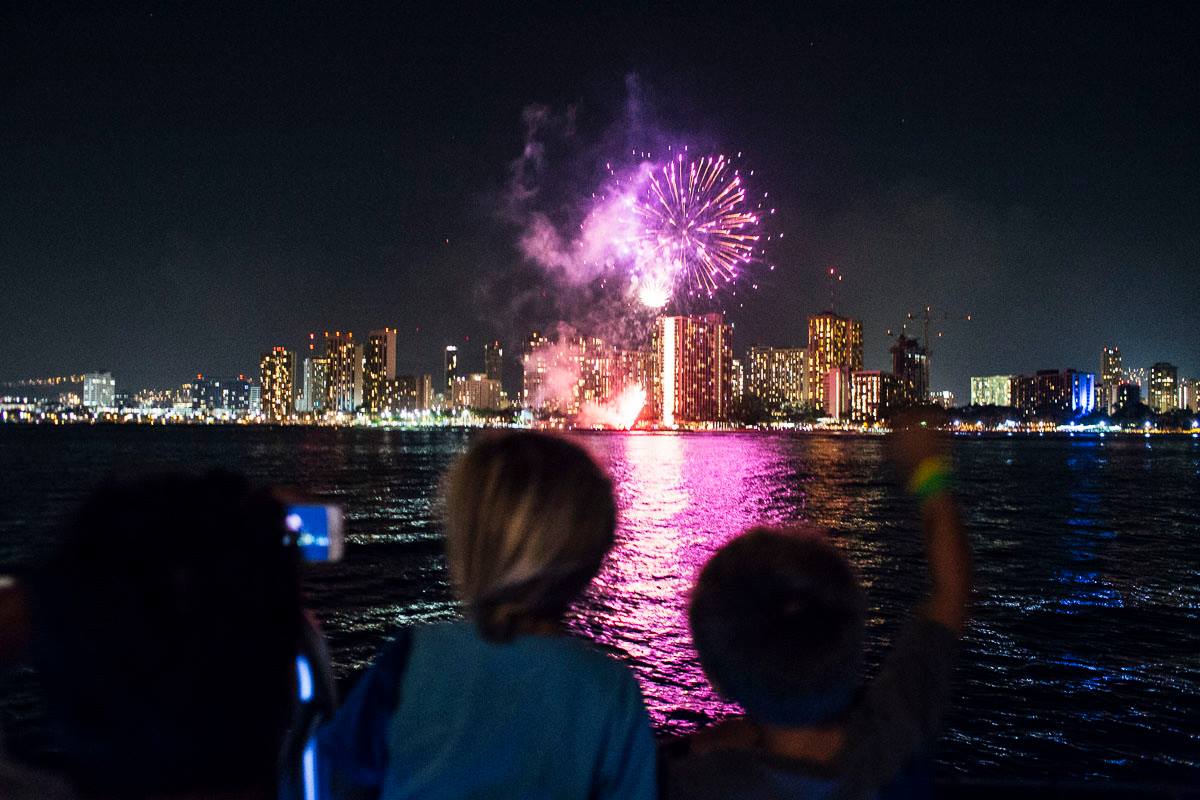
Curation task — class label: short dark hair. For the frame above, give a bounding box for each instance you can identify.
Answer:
[30,471,302,796]
[689,527,867,726]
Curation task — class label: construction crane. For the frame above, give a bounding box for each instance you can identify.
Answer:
[885,306,973,357]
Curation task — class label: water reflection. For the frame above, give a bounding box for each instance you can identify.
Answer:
[573,432,797,731]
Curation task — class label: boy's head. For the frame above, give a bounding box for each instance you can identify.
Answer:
[444,431,616,642]
[689,526,867,727]
[30,471,302,798]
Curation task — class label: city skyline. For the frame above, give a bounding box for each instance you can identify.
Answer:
[6,317,1197,426]
[2,6,1198,399]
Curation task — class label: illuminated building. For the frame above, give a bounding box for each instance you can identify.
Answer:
[364,328,399,413]
[1013,370,1095,416]
[1115,382,1141,410]
[389,374,418,411]
[731,358,744,403]
[259,347,296,421]
[521,330,619,416]
[1181,377,1199,413]
[1100,346,1122,412]
[214,376,251,411]
[929,390,956,409]
[248,383,262,416]
[1148,363,1178,412]
[416,374,433,410]
[850,371,902,423]
[889,334,929,406]
[484,340,504,382]
[747,347,807,411]
[324,332,363,413]
[82,372,116,409]
[653,313,733,425]
[298,357,329,414]
[444,346,459,393]
[452,373,504,410]
[522,332,550,409]
[970,375,1015,407]
[190,375,251,412]
[806,313,863,409]
[823,367,852,421]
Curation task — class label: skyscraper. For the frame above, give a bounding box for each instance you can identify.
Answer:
[324,332,362,413]
[1100,346,1123,412]
[890,334,929,406]
[364,328,399,413]
[806,313,863,409]
[298,357,329,414]
[444,346,459,393]
[1148,362,1178,412]
[259,347,295,422]
[653,313,733,426]
[747,347,807,411]
[484,340,504,382]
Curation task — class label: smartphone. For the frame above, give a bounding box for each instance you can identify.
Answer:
[284,504,345,562]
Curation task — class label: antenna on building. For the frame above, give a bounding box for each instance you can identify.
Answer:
[826,266,843,312]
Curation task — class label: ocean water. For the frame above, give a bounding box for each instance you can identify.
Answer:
[1,426,1198,783]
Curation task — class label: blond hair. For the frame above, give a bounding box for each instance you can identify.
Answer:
[443,431,617,641]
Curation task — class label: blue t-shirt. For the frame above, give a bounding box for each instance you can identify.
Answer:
[319,621,657,800]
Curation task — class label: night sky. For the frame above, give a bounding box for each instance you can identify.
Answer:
[3,3,1197,400]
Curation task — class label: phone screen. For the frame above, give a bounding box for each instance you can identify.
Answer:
[284,504,345,562]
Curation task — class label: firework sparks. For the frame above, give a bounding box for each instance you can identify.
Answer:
[631,154,760,306]
[517,145,769,309]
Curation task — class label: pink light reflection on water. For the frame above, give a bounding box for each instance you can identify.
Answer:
[568,432,801,734]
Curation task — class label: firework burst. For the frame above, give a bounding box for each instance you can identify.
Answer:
[628,153,762,307]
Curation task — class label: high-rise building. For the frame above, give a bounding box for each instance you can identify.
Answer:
[216,376,251,411]
[82,372,116,409]
[806,313,863,409]
[324,332,362,413]
[1180,377,1198,413]
[484,340,504,383]
[298,357,329,414]
[730,358,745,403]
[1013,370,1095,416]
[521,331,619,416]
[850,371,902,423]
[452,373,504,410]
[190,375,251,412]
[248,383,262,416]
[747,347,807,411]
[416,374,433,410]
[1148,363,1178,412]
[364,328,399,413]
[653,313,733,425]
[1115,382,1140,411]
[444,346,459,393]
[1099,346,1123,412]
[970,375,1016,407]
[890,334,929,406]
[823,367,852,421]
[259,347,295,422]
